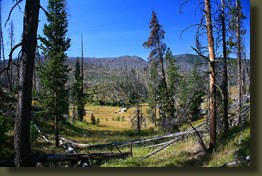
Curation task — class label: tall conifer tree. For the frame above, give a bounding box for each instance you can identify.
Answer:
[39,0,71,147]
[143,11,173,120]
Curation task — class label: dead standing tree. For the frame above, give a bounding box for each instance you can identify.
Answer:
[220,0,229,131]
[181,0,217,152]
[236,0,242,126]
[7,0,40,167]
[143,11,174,120]
[203,0,217,152]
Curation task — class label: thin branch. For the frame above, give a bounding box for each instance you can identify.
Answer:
[0,42,22,74]
[39,5,50,18]
[214,83,224,100]
[196,15,206,34]
[180,24,205,40]
[179,0,191,14]
[5,0,23,27]
[191,47,211,63]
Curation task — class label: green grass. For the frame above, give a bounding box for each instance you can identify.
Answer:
[101,121,250,167]
[0,88,250,167]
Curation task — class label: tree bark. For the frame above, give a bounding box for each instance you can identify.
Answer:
[221,0,228,131]
[14,0,40,167]
[204,0,216,152]
[236,0,242,126]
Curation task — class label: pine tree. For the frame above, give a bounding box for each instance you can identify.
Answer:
[147,61,158,127]
[187,61,205,121]
[143,11,173,120]
[72,58,85,121]
[166,48,180,113]
[38,0,71,148]
[91,113,96,125]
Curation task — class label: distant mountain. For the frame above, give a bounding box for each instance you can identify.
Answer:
[174,54,209,72]
[67,56,148,70]
[48,53,241,73]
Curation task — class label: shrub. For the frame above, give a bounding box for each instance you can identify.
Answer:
[116,116,120,121]
[96,118,100,125]
[0,114,12,158]
[106,118,108,121]
[122,116,125,121]
[91,113,96,125]
[112,117,115,121]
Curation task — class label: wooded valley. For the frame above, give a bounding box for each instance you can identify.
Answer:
[0,0,250,167]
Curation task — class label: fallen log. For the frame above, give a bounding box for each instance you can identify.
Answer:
[33,124,51,145]
[218,156,250,167]
[51,122,206,150]
[146,129,206,148]
[39,152,131,163]
[0,152,131,167]
[59,137,90,148]
[86,122,206,149]
[59,138,90,167]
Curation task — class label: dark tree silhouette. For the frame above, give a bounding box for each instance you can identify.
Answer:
[14,0,40,167]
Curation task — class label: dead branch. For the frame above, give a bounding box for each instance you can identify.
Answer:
[179,0,191,14]
[5,0,23,27]
[33,124,51,145]
[188,121,207,153]
[138,136,182,161]
[180,24,205,40]
[0,42,22,74]
[191,47,211,63]
[39,5,50,18]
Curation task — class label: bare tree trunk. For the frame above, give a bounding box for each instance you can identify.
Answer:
[204,0,216,152]
[137,109,140,133]
[16,58,20,91]
[241,60,246,96]
[0,1,8,88]
[81,33,84,121]
[14,0,40,167]
[81,33,84,94]
[236,0,242,125]
[221,0,228,131]
[9,21,14,92]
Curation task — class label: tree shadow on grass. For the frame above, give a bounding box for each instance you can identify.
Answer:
[172,150,212,167]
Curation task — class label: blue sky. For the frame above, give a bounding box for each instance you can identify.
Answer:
[2,0,250,60]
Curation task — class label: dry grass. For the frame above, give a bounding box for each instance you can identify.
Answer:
[69,103,155,131]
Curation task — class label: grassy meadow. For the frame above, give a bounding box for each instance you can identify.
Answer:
[29,102,250,167]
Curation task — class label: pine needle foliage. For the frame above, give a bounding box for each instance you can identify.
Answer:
[38,0,71,147]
